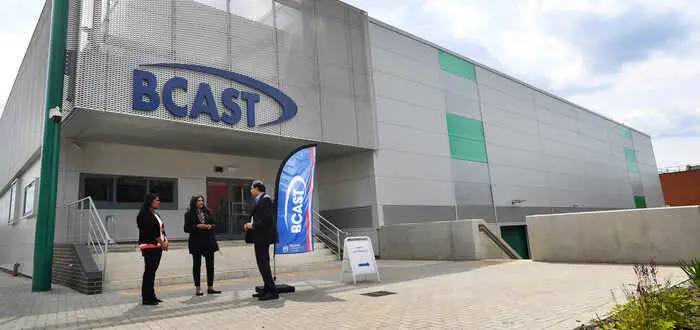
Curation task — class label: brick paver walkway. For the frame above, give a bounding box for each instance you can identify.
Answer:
[0,260,684,329]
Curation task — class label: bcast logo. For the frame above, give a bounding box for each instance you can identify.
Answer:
[132,63,297,127]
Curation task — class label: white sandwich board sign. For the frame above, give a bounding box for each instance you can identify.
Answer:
[341,236,380,284]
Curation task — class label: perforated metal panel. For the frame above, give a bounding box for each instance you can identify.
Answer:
[68,0,376,148]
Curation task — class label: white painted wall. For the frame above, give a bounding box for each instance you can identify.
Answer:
[0,158,41,276]
[57,140,281,242]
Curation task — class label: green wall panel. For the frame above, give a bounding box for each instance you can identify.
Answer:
[446,113,487,163]
[621,126,632,139]
[624,147,639,174]
[438,50,476,82]
[449,136,488,163]
[634,195,647,208]
[446,113,484,141]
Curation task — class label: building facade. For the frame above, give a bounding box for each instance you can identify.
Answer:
[659,166,700,206]
[0,0,663,275]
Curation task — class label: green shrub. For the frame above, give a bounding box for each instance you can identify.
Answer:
[598,260,699,330]
[679,258,700,289]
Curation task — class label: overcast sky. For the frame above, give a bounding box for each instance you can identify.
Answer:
[1,0,699,169]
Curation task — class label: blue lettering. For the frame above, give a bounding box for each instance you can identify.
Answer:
[241,91,260,128]
[132,70,160,111]
[221,88,242,125]
[162,77,188,117]
[190,83,220,122]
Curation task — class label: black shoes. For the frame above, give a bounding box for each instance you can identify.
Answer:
[252,291,265,298]
[142,300,159,306]
[257,292,279,301]
[207,289,222,294]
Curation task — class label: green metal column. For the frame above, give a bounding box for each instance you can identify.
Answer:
[32,0,70,292]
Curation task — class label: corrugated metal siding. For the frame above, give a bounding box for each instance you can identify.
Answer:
[0,2,50,190]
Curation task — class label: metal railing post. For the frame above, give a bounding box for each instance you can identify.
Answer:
[336,230,340,260]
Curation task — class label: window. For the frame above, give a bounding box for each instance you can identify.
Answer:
[81,174,178,209]
[8,180,18,223]
[23,179,37,217]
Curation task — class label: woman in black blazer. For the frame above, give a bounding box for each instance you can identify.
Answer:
[184,195,221,296]
[136,193,168,306]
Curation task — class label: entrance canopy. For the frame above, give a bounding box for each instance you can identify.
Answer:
[62,108,370,161]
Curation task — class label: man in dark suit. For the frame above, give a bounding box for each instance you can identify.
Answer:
[244,180,279,301]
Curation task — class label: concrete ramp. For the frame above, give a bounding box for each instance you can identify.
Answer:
[104,240,338,290]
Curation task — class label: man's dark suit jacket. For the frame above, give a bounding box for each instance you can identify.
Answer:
[248,193,278,245]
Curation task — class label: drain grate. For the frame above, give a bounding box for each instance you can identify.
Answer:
[361,290,396,297]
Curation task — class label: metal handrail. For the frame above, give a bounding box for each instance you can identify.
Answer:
[65,197,112,278]
[477,224,521,259]
[312,211,347,260]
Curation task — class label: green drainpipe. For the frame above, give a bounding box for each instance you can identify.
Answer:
[32,0,69,292]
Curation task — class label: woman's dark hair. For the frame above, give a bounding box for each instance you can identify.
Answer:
[138,193,159,219]
[188,195,208,213]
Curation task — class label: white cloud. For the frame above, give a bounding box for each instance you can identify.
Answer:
[420,0,489,38]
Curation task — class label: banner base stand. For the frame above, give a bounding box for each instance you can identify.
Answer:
[255,284,296,294]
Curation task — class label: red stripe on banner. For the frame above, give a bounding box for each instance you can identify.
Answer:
[306,147,316,252]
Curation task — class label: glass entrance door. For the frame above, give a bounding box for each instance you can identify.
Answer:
[206,178,253,240]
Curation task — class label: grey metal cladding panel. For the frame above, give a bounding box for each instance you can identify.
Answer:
[319,177,374,210]
[549,188,588,207]
[444,92,481,121]
[608,131,635,148]
[375,96,446,134]
[544,155,586,176]
[368,23,438,66]
[320,207,373,228]
[318,152,373,184]
[355,98,378,148]
[319,62,353,93]
[452,159,490,184]
[74,49,107,111]
[540,139,579,160]
[106,0,174,54]
[482,105,539,136]
[176,1,229,34]
[632,133,656,165]
[439,70,479,99]
[320,87,358,145]
[484,125,541,153]
[538,122,580,148]
[490,165,548,188]
[370,45,440,88]
[479,85,536,119]
[316,14,350,69]
[631,181,645,196]
[382,205,455,225]
[575,108,612,129]
[0,3,50,186]
[375,150,452,181]
[492,185,551,206]
[534,91,577,115]
[279,82,322,141]
[315,0,347,22]
[579,134,613,155]
[455,182,493,205]
[276,1,316,59]
[474,67,534,101]
[577,120,610,143]
[546,172,587,191]
[496,207,553,223]
[174,29,229,69]
[375,177,454,206]
[350,25,371,76]
[486,144,543,171]
[377,122,450,157]
[373,71,445,112]
[278,52,318,91]
[536,106,577,132]
[457,204,496,222]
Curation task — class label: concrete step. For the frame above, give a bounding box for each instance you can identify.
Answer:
[104,241,339,291]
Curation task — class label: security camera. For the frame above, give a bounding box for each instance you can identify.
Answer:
[49,106,62,123]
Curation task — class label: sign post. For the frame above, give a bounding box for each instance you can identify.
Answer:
[341,236,380,284]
